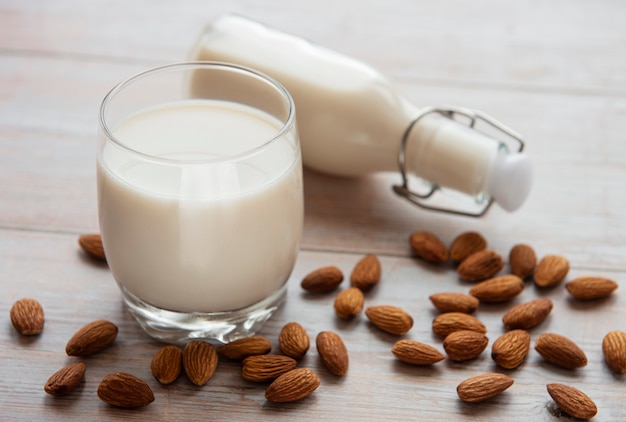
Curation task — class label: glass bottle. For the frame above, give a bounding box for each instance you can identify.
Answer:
[189,14,532,215]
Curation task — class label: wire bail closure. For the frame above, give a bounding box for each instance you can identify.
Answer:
[392,106,526,217]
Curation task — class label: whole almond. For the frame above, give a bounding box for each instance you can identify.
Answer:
[547,383,598,420]
[183,340,218,386]
[534,254,569,287]
[350,254,382,291]
[365,305,414,335]
[502,298,553,330]
[10,298,44,335]
[509,243,536,279]
[409,231,449,263]
[151,345,183,385]
[391,339,445,365]
[491,329,531,369]
[469,275,524,303]
[432,312,487,338]
[279,322,310,360]
[301,266,344,293]
[450,231,487,263]
[265,368,320,403]
[565,276,618,300]
[457,250,504,282]
[457,373,514,403]
[429,292,479,314]
[443,330,489,361]
[241,355,297,382]
[44,362,86,396]
[602,330,626,373]
[535,333,587,369]
[78,233,106,262]
[66,320,118,357]
[97,372,154,409]
[334,287,365,319]
[316,331,349,376]
[217,336,272,361]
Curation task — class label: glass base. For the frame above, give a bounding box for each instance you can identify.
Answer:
[120,284,287,344]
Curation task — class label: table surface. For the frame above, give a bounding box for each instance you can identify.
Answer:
[1,1,625,421]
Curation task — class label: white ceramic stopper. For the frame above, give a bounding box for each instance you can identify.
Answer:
[486,152,533,211]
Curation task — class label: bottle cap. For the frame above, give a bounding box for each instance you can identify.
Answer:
[486,152,533,212]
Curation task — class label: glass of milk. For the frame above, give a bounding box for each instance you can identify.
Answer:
[97,62,303,344]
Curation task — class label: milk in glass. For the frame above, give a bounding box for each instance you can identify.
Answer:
[97,99,303,313]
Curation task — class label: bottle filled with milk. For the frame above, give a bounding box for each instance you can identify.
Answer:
[189,14,532,216]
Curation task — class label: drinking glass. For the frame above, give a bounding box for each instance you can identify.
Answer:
[97,62,303,343]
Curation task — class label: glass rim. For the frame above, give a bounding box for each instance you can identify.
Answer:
[98,61,296,165]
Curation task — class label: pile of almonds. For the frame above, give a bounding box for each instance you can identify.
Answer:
[7,231,626,418]
[9,297,347,407]
[9,310,154,408]
[300,230,624,419]
[150,328,348,403]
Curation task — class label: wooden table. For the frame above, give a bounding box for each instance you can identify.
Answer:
[2,1,625,420]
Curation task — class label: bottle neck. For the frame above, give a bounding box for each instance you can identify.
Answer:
[404,112,500,197]
[398,108,533,213]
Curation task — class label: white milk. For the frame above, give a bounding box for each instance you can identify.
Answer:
[98,99,303,313]
[190,15,532,211]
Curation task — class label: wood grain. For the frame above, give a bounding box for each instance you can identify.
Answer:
[1,1,625,420]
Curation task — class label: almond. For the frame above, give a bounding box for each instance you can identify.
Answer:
[443,330,489,361]
[316,331,349,376]
[502,298,553,330]
[547,383,598,420]
[457,250,504,282]
[391,339,445,365]
[534,254,569,287]
[10,298,44,335]
[44,362,86,396]
[65,319,118,357]
[217,336,272,361]
[535,333,587,369]
[241,355,297,382]
[334,287,365,319]
[509,243,536,279]
[450,231,487,263]
[469,275,524,303]
[456,373,514,403]
[602,330,626,373]
[151,345,183,385]
[409,231,449,263]
[278,322,310,360]
[365,305,414,335]
[491,329,531,369]
[432,312,487,338]
[183,340,218,386]
[350,254,382,291]
[429,292,479,314]
[301,266,344,293]
[78,233,106,262]
[565,276,618,300]
[97,372,154,409]
[265,368,320,403]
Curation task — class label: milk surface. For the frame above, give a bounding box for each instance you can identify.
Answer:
[98,100,303,313]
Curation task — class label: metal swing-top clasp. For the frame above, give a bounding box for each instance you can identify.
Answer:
[392,106,526,217]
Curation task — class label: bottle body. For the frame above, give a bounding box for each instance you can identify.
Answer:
[190,15,532,212]
[190,14,417,176]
